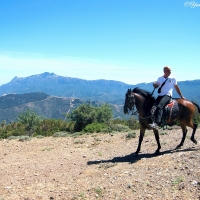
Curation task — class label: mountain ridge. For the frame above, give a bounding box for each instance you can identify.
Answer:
[0,72,199,123]
[0,72,199,104]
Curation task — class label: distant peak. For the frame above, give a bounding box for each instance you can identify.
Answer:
[40,72,57,77]
[11,76,21,81]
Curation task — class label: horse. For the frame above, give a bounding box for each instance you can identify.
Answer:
[124,87,200,154]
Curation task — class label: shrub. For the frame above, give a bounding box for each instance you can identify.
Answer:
[0,122,25,139]
[7,136,19,140]
[18,136,31,142]
[126,117,140,130]
[126,132,136,139]
[109,124,131,132]
[17,109,42,137]
[53,131,69,137]
[83,123,107,133]
[35,119,69,136]
[36,135,44,139]
[66,103,112,132]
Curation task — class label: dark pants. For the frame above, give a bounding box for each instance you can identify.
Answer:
[153,95,171,123]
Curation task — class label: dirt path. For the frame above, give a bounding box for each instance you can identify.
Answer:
[0,128,200,200]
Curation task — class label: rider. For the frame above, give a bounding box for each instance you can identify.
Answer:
[149,66,185,129]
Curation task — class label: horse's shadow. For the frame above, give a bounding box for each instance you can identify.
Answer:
[87,147,199,165]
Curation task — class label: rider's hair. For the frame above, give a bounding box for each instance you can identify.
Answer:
[163,66,171,72]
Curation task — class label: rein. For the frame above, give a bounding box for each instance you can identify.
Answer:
[131,110,138,115]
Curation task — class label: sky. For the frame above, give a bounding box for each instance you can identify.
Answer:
[0,0,200,86]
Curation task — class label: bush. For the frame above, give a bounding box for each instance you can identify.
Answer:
[18,136,31,142]
[53,132,69,137]
[17,109,42,137]
[7,136,20,140]
[110,117,140,130]
[36,119,69,136]
[83,123,107,133]
[0,122,25,139]
[126,117,140,130]
[109,124,131,132]
[0,118,69,139]
[126,132,136,139]
[67,103,112,132]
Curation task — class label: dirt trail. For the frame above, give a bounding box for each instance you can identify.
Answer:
[0,128,200,200]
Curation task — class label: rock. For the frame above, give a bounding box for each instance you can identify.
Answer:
[178,183,185,190]
[191,180,197,185]
[4,186,12,189]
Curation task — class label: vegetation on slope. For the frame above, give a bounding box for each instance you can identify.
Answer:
[0,103,140,139]
[0,102,199,139]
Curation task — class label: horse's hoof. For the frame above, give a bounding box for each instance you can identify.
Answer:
[135,151,139,155]
[154,150,160,155]
[191,138,197,145]
[175,145,182,150]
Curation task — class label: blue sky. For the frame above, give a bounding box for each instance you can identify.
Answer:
[0,0,200,86]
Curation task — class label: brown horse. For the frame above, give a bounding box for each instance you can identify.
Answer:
[124,88,200,154]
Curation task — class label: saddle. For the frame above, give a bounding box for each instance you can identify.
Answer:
[162,100,179,124]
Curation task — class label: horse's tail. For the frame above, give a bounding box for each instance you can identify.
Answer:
[192,101,200,113]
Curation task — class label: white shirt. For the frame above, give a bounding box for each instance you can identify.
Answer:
[156,76,177,96]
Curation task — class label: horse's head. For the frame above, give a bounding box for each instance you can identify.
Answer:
[124,89,135,114]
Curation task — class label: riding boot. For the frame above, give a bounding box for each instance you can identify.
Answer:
[156,108,163,125]
[149,108,160,129]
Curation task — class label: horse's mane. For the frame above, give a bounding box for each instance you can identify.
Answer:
[132,87,155,110]
[132,87,155,99]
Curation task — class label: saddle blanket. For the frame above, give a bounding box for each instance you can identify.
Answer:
[163,100,179,123]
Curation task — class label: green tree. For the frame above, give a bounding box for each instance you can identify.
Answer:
[36,119,68,136]
[17,109,42,137]
[67,103,112,132]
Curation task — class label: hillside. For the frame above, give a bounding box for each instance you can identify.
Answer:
[0,128,200,199]
[0,92,49,109]
[0,92,124,123]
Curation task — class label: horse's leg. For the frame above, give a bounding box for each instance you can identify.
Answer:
[191,123,197,144]
[176,123,187,149]
[135,126,146,154]
[153,129,161,154]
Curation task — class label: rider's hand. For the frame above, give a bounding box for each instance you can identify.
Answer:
[153,82,159,88]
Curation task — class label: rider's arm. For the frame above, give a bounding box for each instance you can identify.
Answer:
[174,85,185,99]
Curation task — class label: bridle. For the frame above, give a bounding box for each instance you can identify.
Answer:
[125,88,156,119]
[125,92,138,115]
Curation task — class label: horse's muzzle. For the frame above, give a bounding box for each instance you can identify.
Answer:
[124,106,128,114]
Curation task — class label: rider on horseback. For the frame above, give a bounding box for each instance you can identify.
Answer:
[149,66,185,129]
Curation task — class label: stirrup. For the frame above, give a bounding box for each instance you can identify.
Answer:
[149,122,159,129]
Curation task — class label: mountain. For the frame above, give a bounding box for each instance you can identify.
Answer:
[0,72,200,104]
[0,72,135,105]
[0,72,199,123]
[176,80,200,104]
